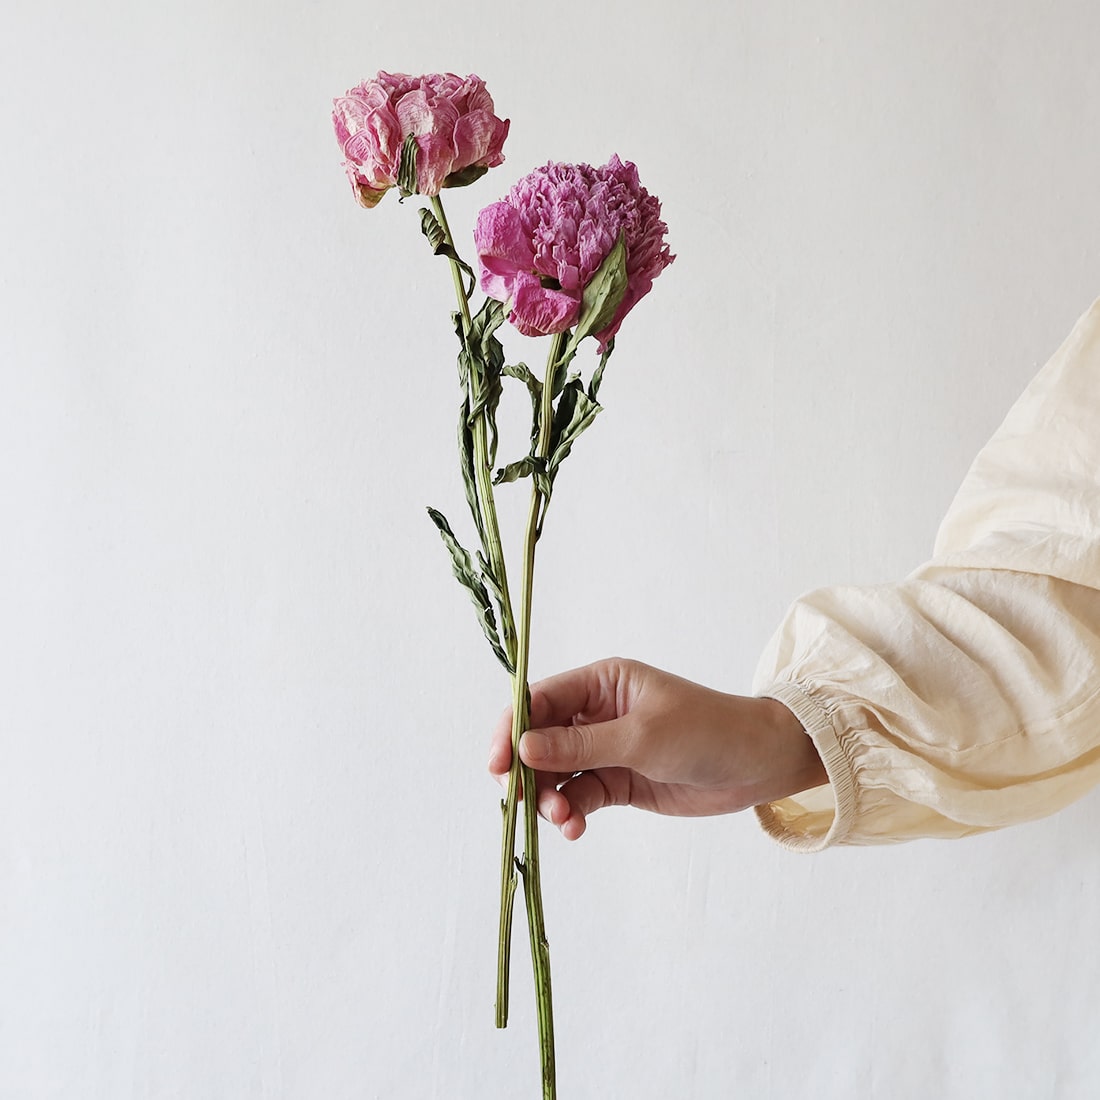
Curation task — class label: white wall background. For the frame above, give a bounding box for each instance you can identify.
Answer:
[4,1,1100,1097]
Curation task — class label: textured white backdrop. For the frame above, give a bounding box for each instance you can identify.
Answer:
[3,1,1100,1097]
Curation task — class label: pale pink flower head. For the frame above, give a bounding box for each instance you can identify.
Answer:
[474,155,673,350]
[333,71,509,208]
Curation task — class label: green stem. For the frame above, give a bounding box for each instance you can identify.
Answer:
[429,196,522,1030]
[430,196,518,662]
[504,331,564,1099]
[430,195,557,1096]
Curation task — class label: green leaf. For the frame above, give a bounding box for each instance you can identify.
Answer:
[457,401,484,543]
[419,207,447,252]
[548,378,602,476]
[452,311,472,387]
[588,338,615,402]
[464,299,507,464]
[503,362,542,447]
[427,507,513,673]
[567,233,628,352]
[502,361,539,387]
[478,551,505,606]
[483,372,505,468]
[477,551,517,664]
[443,163,489,189]
[467,299,507,382]
[422,209,477,297]
[493,456,545,485]
[397,134,419,198]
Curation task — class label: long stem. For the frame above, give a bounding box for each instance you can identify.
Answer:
[505,331,564,1099]
[431,195,557,1095]
[429,197,523,1030]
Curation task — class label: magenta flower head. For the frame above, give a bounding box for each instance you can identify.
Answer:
[333,71,510,208]
[474,155,673,351]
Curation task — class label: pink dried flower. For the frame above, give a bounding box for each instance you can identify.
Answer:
[333,71,509,208]
[474,155,673,350]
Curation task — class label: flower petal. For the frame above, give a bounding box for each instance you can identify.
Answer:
[453,110,508,173]
[474,203,537,302]
[509,271,580,338]
[414,133,456,195]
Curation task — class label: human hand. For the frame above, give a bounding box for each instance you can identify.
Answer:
[488,658,826,839]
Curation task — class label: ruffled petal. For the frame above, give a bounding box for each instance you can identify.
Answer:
[414,133,455,195]
[474,203,536,302]
[509,271,580,337]
[452,110,499,173]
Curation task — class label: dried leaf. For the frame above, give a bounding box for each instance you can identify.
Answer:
[458,401,484,543]
[422,208,476,296]
[397,134,419,198]
[548,379,602,476]
[569,233,628,350]
[493,456,544,485]
[503,362,542,447]
[426,507,513,672]
[588,338,614,402]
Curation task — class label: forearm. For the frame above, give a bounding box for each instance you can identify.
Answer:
[754,570,1100,850]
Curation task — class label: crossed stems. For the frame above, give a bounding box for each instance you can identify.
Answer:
[430,197,557,1099]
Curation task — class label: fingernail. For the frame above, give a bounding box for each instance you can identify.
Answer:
[522,731,548,761]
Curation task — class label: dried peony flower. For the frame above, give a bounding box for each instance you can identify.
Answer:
[474,155,673,350]
[333,71,510,208]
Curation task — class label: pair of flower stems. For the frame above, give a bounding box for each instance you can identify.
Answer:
[431,196,558,1099]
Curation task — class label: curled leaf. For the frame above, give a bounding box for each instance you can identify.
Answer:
[457,402,484,543]
[503,362,542,448]
[423,210,477,296]
[548,379,602,477]
[588,338,614,402]
[419,207,447,252]
[426,507,514,672]
[493,456,544,485]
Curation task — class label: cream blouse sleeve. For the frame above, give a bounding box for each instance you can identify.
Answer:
[753,296,1100,851]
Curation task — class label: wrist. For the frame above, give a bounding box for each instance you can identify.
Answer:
[751,695,827,804]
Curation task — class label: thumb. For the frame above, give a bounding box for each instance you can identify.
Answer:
[519,717,640,773]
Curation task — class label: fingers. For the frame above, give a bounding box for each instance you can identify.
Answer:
[489,704,574,812]
[490,658,640,780]
[528,659,633,730]
[554,768,631,840]
[488,705,514,780]
[519,717,641,775]
[536,786,572,830]
[489,660,649,840]
[508,766,629,841]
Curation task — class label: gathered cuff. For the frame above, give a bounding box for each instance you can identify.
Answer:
[753,680,859,852]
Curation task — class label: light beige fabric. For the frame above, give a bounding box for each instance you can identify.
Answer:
[754,296,1100,850]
